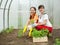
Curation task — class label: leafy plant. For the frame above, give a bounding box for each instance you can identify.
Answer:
[30,19,34,24]
[32,28,49,38]
[49,16,54,25]
[54,38,60,45]
[17,30,23,38]
[2,26,14,34]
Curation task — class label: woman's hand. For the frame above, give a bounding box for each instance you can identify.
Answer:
[37,19,47,25]
[36,22,41,25]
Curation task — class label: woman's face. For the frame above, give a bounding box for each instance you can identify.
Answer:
[39,7,44,14]
[30,8,36,15]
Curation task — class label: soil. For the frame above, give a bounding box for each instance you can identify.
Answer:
[0,29,60,45]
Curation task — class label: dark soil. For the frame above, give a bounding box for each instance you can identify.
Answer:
[0,29,60,45]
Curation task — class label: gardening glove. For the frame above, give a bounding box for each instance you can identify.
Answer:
[23,26,27,33]
[29,27,32,37]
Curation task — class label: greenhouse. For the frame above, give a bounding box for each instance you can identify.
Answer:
[0,0,60,45]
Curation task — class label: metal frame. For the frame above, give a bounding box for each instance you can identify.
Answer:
[7,0,13,29]
[3,0,8,29]
[0,0,3,7]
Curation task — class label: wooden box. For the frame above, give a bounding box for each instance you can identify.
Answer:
[33,36,48,42]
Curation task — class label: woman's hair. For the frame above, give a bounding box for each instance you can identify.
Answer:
[30,7,36,11]
[38,5,45,10]
[30,7,36,19]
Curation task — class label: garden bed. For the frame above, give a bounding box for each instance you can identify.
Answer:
[0,29,60,45]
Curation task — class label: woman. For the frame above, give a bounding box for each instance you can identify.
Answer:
[35,5,53,33]
[23,7,38,36]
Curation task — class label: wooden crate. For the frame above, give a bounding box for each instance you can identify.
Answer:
[33,36,48,42]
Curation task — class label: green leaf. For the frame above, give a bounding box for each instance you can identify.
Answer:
[30,19,34,24]
[32,28,49,38]
[54,38,60,45]
[17,30,23,38]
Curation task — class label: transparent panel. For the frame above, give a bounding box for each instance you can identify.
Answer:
[18,0,50,29]
[48,0,54,25]
[0,10,3,32]
[5,10,8,29]
[9,0,18,29]
[1,0,7,8]
[18,0,30,29]
[53,0,60,28]
[0,0,60,30]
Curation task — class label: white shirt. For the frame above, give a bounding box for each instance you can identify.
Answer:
[38,14,52,27]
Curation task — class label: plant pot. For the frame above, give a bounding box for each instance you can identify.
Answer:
[33,36,48,42]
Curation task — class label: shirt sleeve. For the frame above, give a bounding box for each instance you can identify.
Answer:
[43,14,48,20]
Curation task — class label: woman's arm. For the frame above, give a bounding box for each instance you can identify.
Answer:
[38,19,47,25]
[38,14,48,25]
[26,19,30,26]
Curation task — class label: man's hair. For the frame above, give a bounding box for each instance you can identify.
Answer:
[38,5,45,10]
